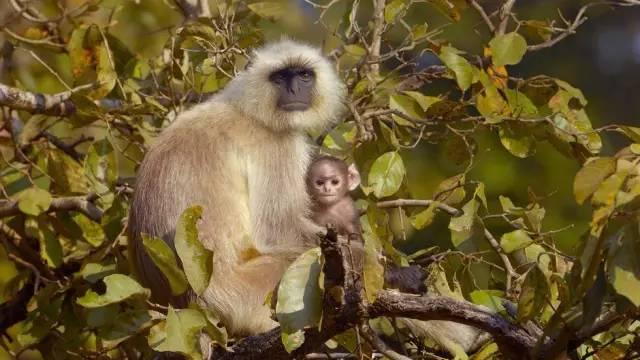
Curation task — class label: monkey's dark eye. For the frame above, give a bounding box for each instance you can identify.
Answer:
[270,71,287,84]
[316,180,324,186]
[298,69,314,81]
[331,179,339,185]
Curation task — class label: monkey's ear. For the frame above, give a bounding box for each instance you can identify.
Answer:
[347,163,361,191]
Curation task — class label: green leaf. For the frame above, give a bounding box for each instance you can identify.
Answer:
[489,32,527,67]
[618,126,640,143]
[403,91,440,112]
[504,89,538,117]
[434,174,466,206]
[439,46,475,91]
[500,229,533,254]
[152,307,208,360]
[77,274,149,308]
[384,0,405,23]
[142,234,189,296]
[84,138,118,191]
[94,39,117,99]
[175,206,213,295]
[607,226,640,307]
[499,195,524,216]
[276,248,323,353]
[248,2,287,19]
[409,201,438,230]
[518,265,549,322]
[389,94,422,126]
[25,218,62,267]
[17,187,52,216]
[499,123,535,158]
[80,263,117,283]
[573,157,616,205]
[97,309,154,347]
[72,212,105,247]
[47,149,88,194]
[363,231,384,303]
[368,152,405,198]
[449,199,480,249]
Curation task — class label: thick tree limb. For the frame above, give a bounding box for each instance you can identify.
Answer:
[368,291,539,358]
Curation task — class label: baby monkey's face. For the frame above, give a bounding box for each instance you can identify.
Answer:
[308,161,349,206]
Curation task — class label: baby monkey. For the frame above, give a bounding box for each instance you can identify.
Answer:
[307,156,361,237]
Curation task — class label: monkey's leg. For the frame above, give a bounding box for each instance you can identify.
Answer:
[202,254,289,336]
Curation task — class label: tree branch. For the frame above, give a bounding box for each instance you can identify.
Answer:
[0,83,80,116]
[211,227,545,359]
[497,0,517,35]
[0,194,103,222]
[368,290,539,358]
[468,0,496,33]
[377,199,461,216]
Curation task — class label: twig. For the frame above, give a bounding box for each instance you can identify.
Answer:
[37,132,93,161]
[483,228,516,292]
[368,0,386,77]
[377,199,461,216]
[0,194,103,222]
[469,0,496,32]
[360,323,412,360]
[0,83,92,116]
[497,0,517,35]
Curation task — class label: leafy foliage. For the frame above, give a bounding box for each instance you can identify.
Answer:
[0,0,639,359]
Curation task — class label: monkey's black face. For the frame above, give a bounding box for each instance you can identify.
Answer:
[269,66,315,111]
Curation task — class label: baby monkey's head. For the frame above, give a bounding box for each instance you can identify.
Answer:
[307,156,360,206]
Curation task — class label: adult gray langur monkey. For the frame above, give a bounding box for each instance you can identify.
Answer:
[128,40,346,336]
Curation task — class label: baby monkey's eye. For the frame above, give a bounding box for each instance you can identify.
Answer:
[331,179,339,185]
[316,180,324,186]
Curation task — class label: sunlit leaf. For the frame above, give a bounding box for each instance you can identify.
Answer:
[607,226,640,307]
[499,122,535,158]
[500,229,533,254]
[248,2,287,19]
[384,0,405,23]
[152,307,207,359]
[175,206,213,295]
[403,91,440,112]
[80,263,117,283]
[573,157,616,205]
[77,274,149,308]
[276,247,323,353]
[439,46,475,91]
[25,218,62,267]
[410,201,438,230]
[490,32,527,67]
[17,187,52,216]
[368,152,405,198]
[47,149,89,194]
[363,230,384,303]
[518,265,549,322]
[142,234,189,296]
[449,199,480,249]
[85,138,118,191]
